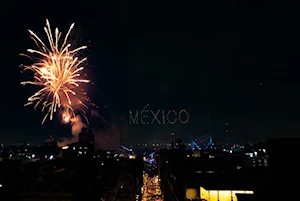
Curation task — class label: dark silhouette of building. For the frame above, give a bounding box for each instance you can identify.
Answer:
[266,138,300,200]
[78,128,95,156]
[40,135,60,159]
[61,142,78,160]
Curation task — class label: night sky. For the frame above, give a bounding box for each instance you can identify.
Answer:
[0,1,297,146]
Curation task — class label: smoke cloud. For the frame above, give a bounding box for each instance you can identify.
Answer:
[58,107,125,151]
[71,115,86,136]
[57,115,87,147]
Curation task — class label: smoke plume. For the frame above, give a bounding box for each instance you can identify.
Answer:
[57,115,86,147]
[58,107,124,151]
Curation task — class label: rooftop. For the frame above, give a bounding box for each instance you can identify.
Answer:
[185,168,270,190]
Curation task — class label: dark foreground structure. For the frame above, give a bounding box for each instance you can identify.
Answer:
[265,138,300,201]
[157,138,300,201]
[0,155,143,201]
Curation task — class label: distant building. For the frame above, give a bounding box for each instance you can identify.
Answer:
[62,142,78,160]
[242,143,268,168]
[78,128,95,156]
[40,135,60,159]
[61,128,95,158]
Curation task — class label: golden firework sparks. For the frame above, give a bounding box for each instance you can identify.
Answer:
[20,19,90,124]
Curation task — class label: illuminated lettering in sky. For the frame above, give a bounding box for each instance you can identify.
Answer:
[128,104,189,125]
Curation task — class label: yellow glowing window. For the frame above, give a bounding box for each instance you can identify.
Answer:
[199,186,254,201]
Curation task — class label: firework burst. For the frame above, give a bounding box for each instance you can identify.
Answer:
[20,19,90,124]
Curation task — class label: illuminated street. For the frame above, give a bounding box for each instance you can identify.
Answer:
[142,174,163,201]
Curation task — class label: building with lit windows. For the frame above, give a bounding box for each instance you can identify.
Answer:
[41,135,60,159]
[183,169,259,201]
[62,142,78,159]
[78,128,95,155]
[200,186,253,201]
[186,185,254,201]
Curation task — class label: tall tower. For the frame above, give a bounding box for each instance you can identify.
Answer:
[171,133,174,148]
[78,128,95,154]
[225,122,229,145]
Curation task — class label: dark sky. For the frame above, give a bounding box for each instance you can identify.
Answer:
[0,1,297,145]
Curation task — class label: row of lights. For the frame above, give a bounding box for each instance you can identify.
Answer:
[129,105,189,125]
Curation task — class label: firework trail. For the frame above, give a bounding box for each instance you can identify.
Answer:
[20,19,90,124]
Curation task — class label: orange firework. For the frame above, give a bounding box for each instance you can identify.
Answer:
[20,19,90,124]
